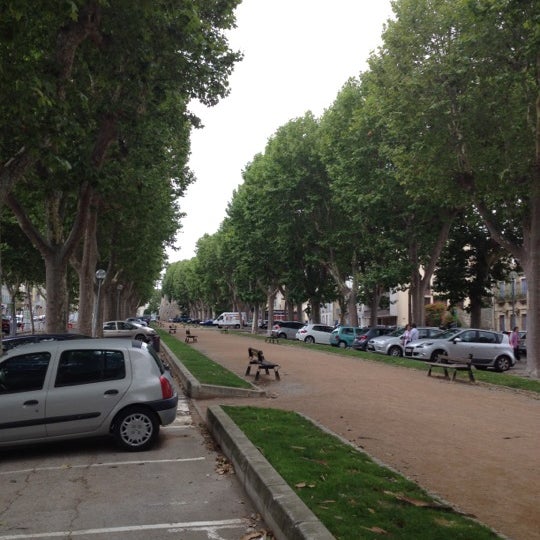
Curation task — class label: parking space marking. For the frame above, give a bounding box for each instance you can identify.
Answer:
[0,457,205,476]
[0,518,247,539]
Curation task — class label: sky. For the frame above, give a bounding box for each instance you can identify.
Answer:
[169,0,394,262]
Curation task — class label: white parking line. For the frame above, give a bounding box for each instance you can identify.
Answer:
[0,457,205,476]
[0,518,246,539]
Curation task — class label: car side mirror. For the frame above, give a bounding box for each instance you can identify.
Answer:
[452,337,462,343]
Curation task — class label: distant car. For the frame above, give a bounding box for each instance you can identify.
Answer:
[103,321,156,342]
[2,318,10,334]
[200,319,216,326]
[368,327,443,357]
[404,328,515,371]
[329,326,365,348]
[351,326,395,351]
[271,321,305,339]
[295,323,334,345]
[0,338,178,451]
[2,333,91,353]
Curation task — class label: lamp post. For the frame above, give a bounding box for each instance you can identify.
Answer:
[509,270,517,329]
[92,269,107,337]
[116,284,123,320]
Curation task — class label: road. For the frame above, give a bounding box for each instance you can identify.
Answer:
[0,392,268,540]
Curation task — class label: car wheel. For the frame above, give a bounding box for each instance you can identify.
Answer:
[305,336,315,344]
[338,341,347,348]
[278,333,287,339]
[134,334,146,341]
[430,350,446,362]
[494,355,512,372]
[112,406,159,451]
[388,345,402,357]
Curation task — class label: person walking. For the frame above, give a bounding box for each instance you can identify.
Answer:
[509,326,521,361]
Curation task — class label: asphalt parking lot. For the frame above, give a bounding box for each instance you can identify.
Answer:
[0,393,268,540]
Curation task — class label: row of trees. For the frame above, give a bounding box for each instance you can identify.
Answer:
[0,1,242,334]
[162,0,539,376]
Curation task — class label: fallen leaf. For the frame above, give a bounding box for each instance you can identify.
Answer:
[295,482,306,489]
[361,526,388,534]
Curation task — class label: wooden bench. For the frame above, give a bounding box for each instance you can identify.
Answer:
[168,325,177,334]
[265,335,280,344]
[185,329,198,343]
[245,347,280,381]
[427,357,475,382]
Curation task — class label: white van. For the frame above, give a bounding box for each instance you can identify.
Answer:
[213,312,246,329]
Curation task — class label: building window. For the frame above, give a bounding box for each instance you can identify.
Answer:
[499,314,505,332]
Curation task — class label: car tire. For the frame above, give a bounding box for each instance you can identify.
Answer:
[494,355,512,372]
[388,345,402,357]
[430,350,446,362]
[338,341,347,348]
[112,406,160,451]
[134,334,146,341]
[278,333,287,339]
[305,336,315,344]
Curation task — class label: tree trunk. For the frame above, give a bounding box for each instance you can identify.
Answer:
[74,192,100,336]
[44,252,69,332]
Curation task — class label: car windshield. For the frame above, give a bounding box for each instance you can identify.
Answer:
[387,327,405,337]
[434,328,463,340]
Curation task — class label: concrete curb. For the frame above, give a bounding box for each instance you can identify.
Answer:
[206,405,335,540]
[160,341,266,399]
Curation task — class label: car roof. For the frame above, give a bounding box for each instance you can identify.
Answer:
[2,338,145,358]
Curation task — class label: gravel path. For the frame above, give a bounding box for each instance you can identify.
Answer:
[171,326,540,540]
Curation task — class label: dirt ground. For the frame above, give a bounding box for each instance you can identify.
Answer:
[169,326,540,540]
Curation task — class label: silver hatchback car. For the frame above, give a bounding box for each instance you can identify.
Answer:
[404,328,515,371]
[0,339,178,451]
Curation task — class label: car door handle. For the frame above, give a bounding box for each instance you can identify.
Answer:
[23,400,39,406]
[104,389,119,395]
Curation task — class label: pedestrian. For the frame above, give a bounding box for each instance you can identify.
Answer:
[409,323,419,343]
[401,324,411,346]
[509,326,521,361]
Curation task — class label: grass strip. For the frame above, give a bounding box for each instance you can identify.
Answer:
[157,329,252,389]
[224,406,500,540]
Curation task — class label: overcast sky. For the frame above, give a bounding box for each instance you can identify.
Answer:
[169,0,394,261]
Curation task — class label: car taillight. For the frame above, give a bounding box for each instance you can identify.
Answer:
[299,329,306,334]
[359,335,368,340]
[160,375,174,399]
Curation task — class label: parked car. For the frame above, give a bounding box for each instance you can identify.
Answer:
[295,323,334,344]
[368,327,443,357]
[351,326,395,351]
[271,321,305,340]
[200,319,216,326]
[330,326,365,348]
[0,338,178,451]
[404,328,515,371]
[2,333,91,353]
[103,321,157,342]
[519,331,527,356]
[126,317,148,327]
[2,318,10,334]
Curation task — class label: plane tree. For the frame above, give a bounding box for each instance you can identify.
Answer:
[372,0,539,374]
[0,1,242,332]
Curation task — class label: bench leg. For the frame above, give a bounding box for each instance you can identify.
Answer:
[274,369,280,380]
[245,366,252,376]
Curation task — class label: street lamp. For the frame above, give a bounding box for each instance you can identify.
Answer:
[116,284,123,320]
[509,270,518,329]
[92,269,107,337]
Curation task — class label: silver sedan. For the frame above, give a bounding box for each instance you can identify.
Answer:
[103,320,156,342]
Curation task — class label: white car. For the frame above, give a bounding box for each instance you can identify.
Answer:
[404,328,516,371]
[368,327,443,357]
[0,339,178,451]
[295,324,334,345]
[103,320,156,342]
